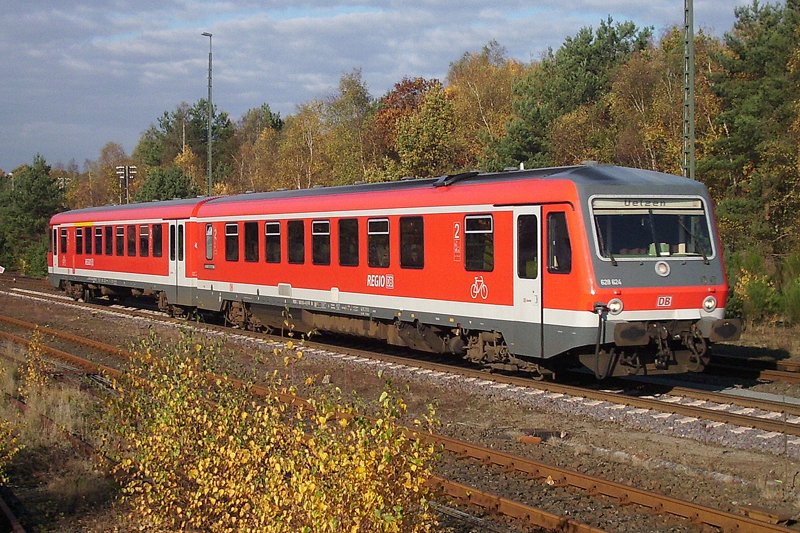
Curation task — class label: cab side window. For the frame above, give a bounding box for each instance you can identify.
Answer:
[547,212,572,274]
[517,215,538,279]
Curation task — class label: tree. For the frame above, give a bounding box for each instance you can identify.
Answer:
[603,28,723,173]
[374,77,440,163]
[231,104,284,193]
[0,154,64,274]
[236,103,283,145]
[700,0,800,254]
[66,142,132,208]
[135,167,198,202]
[324,69,376,184]
[488,17,652,170]
[277,101,328,189]
[446,41,519,169]
[132,100,236,186]
[396,83,458,178]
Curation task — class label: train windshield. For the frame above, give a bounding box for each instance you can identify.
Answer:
[591,197,713,261]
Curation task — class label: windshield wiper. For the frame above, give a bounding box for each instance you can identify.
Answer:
[678,218,709,265]
[594,219,617,266]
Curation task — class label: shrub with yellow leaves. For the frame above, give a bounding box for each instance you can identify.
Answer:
[0,415,18,485]
[0,364,20,485]
[17,328,51,400]
[102,332,440,532]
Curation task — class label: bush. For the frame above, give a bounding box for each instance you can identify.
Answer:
[782,278,800,325]
[19,236,49,277]
[0,375,19,485]
[102,333,439,532]
[728,248,779,327]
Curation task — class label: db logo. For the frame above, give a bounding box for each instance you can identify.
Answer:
[656,296,673,307]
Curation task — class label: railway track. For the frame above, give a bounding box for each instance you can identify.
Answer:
[0,300,798,532]
[3,287,800,441]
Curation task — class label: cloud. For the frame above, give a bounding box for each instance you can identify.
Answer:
[0,0,749,171]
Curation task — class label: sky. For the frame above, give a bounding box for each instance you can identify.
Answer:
[0,0,752,173]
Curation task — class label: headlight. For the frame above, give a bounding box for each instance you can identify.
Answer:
[655,261,670,277]
[702,295,717,312]
[607,298,624,315]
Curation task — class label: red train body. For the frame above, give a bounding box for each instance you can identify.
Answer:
[49,164,741,378]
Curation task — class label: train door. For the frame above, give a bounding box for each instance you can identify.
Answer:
[167,220,192,306]
[512,206,543,357]
[51,227,59,271]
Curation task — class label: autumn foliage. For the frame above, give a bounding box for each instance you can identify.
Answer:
[102,334,440,532]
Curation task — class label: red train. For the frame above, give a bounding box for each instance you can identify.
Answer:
[49,164,741,379]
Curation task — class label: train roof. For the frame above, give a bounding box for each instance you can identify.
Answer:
[50,164,710,225]
[205,164,707,205]
[50,196,213,224]
[197,164,709,217]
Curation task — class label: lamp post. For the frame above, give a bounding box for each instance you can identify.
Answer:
[116,165,137,204]
[202,31,213,196]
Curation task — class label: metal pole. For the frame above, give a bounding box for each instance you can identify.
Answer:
[202,32,213,196]
[683,0,696,180]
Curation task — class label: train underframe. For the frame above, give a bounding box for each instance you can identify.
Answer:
[61,280,739,380]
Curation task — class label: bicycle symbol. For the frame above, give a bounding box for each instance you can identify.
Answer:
[470,276,489,300]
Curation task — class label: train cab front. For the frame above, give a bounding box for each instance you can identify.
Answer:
[580,194,742,378]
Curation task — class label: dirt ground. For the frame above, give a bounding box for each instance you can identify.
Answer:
[2,291,800,531]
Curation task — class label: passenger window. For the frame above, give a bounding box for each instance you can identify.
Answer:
[225,223,239,261]
[400,216,424,269]
[94,227,102,256]
[288,220,305,264]
[60,228,68,254]
[205,224,213,261]
[338,219,359,267]
[105,226,113,255]
[312,220,331,265]
[85,228,92,254]
[152,224,163,258]
[139,225,150,257]
[244,221,259,262]
[464,215,493,272]
[76,228,83,255]
[517,215,538,279]
[547,212,572,274]
[265,222,281,263]
[116,226,125,256]
[368,218,390,268]
[127,225,136,256]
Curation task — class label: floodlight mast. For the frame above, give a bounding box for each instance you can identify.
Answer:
[202,32,213,195]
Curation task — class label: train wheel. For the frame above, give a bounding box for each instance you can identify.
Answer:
[224,301,248,329]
